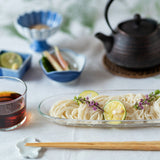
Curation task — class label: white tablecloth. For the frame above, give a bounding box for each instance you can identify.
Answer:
[1,34,160,160]
[1,1,160,159]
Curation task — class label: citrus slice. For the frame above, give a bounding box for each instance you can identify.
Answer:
[0,52,23,70]
[103,100,126,124]
[79,90,98,98]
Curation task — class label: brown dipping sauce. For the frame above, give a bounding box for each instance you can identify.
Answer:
[0,91,26,128]
[30,24,49,30]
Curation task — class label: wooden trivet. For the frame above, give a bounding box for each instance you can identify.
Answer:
[103,55,160,78]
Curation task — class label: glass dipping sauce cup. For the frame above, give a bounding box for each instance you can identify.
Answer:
[0,76,27,131]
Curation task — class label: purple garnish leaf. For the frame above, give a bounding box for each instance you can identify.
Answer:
[134,90,160,110]
[90,101,94,106]
[86,97,89,100]
[93,107,97,111]
[73,96,103,112]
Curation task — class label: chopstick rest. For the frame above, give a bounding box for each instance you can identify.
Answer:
[25,141,160,151]
[17,137,42,159]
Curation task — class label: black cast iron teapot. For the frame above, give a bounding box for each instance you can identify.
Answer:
[96,0,160,69]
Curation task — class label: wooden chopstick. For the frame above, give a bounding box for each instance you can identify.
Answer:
[25,141,160,151]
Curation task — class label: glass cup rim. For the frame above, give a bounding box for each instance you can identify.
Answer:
[0,76,27,105]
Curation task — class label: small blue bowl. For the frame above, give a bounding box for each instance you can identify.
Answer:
[0,50,32,78]
[39,49,86,83]
[15,10,62,52]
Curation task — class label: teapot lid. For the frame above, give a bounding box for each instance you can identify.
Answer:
[118,14,157,36]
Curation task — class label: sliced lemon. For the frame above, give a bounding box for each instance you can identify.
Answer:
[79,90,98,98]
[0,52,23,70]
[103,100,126,124]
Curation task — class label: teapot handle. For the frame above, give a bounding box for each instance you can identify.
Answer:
[105,0,116,34]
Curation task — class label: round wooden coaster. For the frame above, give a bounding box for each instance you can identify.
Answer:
[103,55,160,78]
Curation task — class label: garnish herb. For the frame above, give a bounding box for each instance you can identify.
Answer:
[134,90,160,110]
[74,96,104,112]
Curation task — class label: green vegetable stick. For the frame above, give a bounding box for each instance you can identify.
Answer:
[43,51,63,71]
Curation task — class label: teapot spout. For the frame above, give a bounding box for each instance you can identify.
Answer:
[95,32,114,53]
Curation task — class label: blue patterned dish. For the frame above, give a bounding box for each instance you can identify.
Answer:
[0,50,32,78]
[39,48,86,83]
[15,11,62,52]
